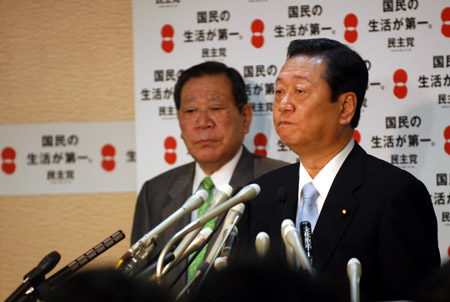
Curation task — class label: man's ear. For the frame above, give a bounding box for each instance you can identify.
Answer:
[241,103,253,133]
[339,92,357,126]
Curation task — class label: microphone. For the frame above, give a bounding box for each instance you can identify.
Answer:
[156,185,259,282]
[277,187,287,220]
[214,257,228,271]
[171,185,232,264]
[281,219,296,268]
[117,190,208,273]
[347,258,362,302]
[255,232,270,258]
[196,184,259,227]
[205,203,245,264]
[299,221,313,266]
[159,185,232,277]
[179,228,213,261]
[24,251,61,284]
[168,204,245,290]
[47,230,125,289]
[175,261,209,301]
[135,252,175,280]
[9,230,126,302]
[283,223,314,275]
[220,226,238,260]
[5,252,61,302]
[196,208,244,290]
[209,184,233,209]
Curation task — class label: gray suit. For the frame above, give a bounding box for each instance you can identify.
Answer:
[131,146,287,293]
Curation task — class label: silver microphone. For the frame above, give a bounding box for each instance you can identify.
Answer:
[347,258,362,302]
[166,185,232,267]
[197,184,260,226]
[281,219,296,268]
[179,228,213,261]
[205,203,245,264]
[214,257,228,271]
[156,184,260,282]
[159,185,232,277]
[117,190,208,273]
[255,232,270,258]
[283,224,314,275]
[209,184,233,209]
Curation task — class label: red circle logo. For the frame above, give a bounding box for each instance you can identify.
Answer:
[344,13,358,43]
[393,69,408,99]
[441,7,450,38]
[1,147,16,175]
[161,24,175,53]
[101,144,116,172]
[164,136,177,165]
[444,125,450,156]
[254,133,267,157]
[251,19,265,48]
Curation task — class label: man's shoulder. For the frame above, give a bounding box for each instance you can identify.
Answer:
[251,153,291,178]
[351,144,427,189]
[141,161,195,189]
[253,162,299,184]
[364,151,421,183]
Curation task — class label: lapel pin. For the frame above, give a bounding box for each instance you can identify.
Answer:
[342,209,347,215]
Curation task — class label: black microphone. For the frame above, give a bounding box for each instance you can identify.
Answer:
[299,221,313,267]
[176,261,209,301]
[47,230,125,289]
[277,187,287,220]
[5,252,61,302]
[24,251,61,284]
[220,226,238,260]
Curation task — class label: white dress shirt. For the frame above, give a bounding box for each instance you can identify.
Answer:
[296,139,355,226]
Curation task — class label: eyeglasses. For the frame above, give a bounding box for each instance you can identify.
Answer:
[179,104,243,122]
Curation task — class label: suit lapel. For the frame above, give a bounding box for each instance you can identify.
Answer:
[229,147,255,192]
[312,144,366,273]
[161,163,195,238]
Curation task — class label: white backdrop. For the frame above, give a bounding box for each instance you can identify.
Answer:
[133,0,450,261]
[0,121,136,195]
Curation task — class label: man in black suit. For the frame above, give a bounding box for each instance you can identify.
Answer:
[131,62,287,293]
[237,38,440,301]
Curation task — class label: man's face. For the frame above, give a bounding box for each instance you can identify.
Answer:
[273,55,345,157]
[178,74,252,172]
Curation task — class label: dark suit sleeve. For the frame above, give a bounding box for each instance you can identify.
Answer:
[377,175,440,299]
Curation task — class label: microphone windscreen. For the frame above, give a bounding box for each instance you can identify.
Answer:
[214,257,228,271]
[255,232,270,257]
[347,257,362,278]
[217,184,233,197]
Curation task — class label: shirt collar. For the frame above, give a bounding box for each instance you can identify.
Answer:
[299,139,355,205]
[193,146,243,193]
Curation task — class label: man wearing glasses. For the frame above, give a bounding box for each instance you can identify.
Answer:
[131,61,287,292]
